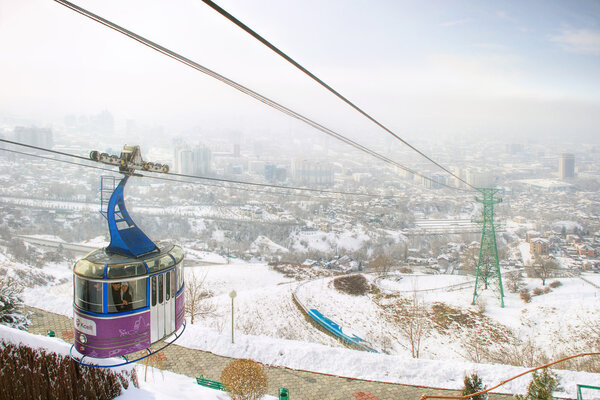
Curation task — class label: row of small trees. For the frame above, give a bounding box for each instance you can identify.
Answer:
[462,369,559,400]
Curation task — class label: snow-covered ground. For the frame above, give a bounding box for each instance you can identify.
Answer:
[4,255,600,398]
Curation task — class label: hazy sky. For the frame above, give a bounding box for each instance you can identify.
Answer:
[1,0,599,143]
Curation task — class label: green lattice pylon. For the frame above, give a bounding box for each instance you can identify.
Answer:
[472,188,505,307]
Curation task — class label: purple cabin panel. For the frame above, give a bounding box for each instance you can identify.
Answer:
[176,291,185,329]
[73,309,151,358]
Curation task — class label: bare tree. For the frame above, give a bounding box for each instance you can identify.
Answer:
[398,292,431,358]
[531,256,557,286]
[460,246,479,273]
[184,271,216,324]
[506,270,524,293]
[369,256,395,276]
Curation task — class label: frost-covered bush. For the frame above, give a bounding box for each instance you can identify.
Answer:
[220,358,267,400]
[0,276,29,330]
[0,340,138,400]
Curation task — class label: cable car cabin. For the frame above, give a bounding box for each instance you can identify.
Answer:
[73,242,184,359]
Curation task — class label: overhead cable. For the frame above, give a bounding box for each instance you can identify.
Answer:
[0,139,398,198]
[52,0,464,192]
[200,0,476,191]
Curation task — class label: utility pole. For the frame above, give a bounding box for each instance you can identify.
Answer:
[229,290,237,343]
[472,188,505,307]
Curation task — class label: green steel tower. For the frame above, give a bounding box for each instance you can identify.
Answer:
[472,188,505,307]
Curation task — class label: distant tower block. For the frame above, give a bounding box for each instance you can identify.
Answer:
[472,188,505,307]
[559,153,575,179]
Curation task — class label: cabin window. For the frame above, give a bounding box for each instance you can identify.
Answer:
[74,277,103,313]
[166,272,171,301]
[152,276,157,306]
[107,263,146,279]
[169,246,184,264]
[158,275,164,304]
[172,269,177,295]
[147,257,161,273]
[74,260,105,279]
[177,263,184,291]
[159,255,175,270]
[108,279,147,313]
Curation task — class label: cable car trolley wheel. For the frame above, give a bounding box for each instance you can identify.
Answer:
[88,145,171,175]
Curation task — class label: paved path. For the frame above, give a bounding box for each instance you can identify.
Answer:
[26,306,513,400]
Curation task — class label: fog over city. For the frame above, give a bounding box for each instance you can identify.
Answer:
[1,0,599,145]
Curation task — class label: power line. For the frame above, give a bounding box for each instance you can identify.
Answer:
[52,0,464,192]
[0,139,401,199]
[0,146,303,197]
[200,0,476,191]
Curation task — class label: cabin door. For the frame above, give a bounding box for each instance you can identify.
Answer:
[150,270,176,343]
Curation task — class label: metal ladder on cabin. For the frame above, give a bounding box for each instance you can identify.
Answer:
[100,176,116,220]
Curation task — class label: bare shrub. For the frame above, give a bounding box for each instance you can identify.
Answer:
[558,317,600,373]
[532,287,544,296]
[520,289,531,303]
[333,274,370,296]
[220,359,267,400]
[474,297,487,313]
[185,271,216,324]
[549,280,562,289]
[398,292,431,358]
[461,328,493,363]
[0,340,137,400]
[543,286,551,294]
[487,335,547,368]
[143,352,166,382]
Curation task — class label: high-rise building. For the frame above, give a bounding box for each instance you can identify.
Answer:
[178,150,194,175]
[422,173,447,189]
[14,126,53,148]
[193,145,212,175]
[465,168,495,188]
[265,163,286,182]
[558,153,575,179]
[173,144,212,175]
[291,159,334,186]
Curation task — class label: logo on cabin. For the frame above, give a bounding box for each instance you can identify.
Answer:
[75,316,97,336]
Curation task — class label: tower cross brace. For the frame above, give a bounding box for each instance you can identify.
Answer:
[472,188,505,308]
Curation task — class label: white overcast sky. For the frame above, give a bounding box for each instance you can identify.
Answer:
[1,0,599,143]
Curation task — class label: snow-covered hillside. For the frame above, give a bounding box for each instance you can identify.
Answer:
[6,252,600,398]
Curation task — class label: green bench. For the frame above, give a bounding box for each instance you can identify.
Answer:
[196,375,225,391]
[577,384,600,400]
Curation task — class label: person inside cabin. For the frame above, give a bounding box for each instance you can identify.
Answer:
[111,281,134,312]
[120,282,133,311]
[110,282,123,312]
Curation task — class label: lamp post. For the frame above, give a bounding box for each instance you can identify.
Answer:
[229,290,237,344]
